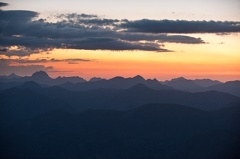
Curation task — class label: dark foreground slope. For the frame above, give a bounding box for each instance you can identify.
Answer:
[1,104,240,159]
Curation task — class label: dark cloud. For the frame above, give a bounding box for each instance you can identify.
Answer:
[77,18,119,26]
[56,13,119,26]
[66,37,166,51]
[0,2,8,7]
[1,11,153,54]
[0,10,39,38]
[0,58,48,65]
[120,19,240,33]
[0,46,52,57]
[0,35,61,57]
[50,58,92,63]
[0,36,165,57]
[0,47,7,52]
[0,10,38,23]
[4,8,234,56]
[118,33,204,44]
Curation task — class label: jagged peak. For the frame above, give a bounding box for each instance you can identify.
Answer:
[110,76,124,80]
[132,75,145,80]
[171,77,188,81]
[89,77,103,82]
[146,78,159,82]
[32,71,50,79]
[9,73,17,76]
[8,73,20,78]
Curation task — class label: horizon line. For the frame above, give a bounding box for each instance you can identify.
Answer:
[1,71,239,83]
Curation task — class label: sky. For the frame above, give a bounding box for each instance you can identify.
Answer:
[0,0,240,81]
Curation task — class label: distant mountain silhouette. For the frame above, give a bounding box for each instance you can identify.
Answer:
[162,77,203,91]
[0,71,238,95]
[8,73,20,79]
[89,77,104,82]
[32,71,50,79]
[162,77,226,92]
[59,75,173,91]
[1,104,239,159]
[1,74,240,159]
[205,80,240,97]
[0,71,86,86]
[193,78,222,87]
[1,72,173,90]
[1,83,239,112]
[54,76,86,84]
[0,73,20,79]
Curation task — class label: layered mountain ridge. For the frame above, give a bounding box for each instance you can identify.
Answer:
[0,71,239,96]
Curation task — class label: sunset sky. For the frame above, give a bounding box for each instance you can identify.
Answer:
[0,0,240,81]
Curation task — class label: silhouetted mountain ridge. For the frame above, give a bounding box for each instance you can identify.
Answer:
[0,71,86,86]
[1,82,239,114]
[89,77,104,82]
[193,78,222,87]
[205,80,240,97]
[0,71,239,96]
[32,71,50,79]
[162,77,202,91]
[59,75,172,91]
[0,73,20,79]
[1,72,240,159]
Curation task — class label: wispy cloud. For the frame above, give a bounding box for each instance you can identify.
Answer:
[0,58,92,66]
[0,56,91,75]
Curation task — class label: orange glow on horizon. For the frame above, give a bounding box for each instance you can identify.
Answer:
[42,56,240,82]
[1,33,239,82]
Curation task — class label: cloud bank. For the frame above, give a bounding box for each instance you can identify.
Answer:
[0,2,8,7]
[0,3,239,57]
[120,19,240,33]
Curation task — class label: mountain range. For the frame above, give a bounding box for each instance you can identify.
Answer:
[0,71,86,86]
[0,71,239,97]
[1,71,240,159]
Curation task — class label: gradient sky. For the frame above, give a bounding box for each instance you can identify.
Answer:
[0,0,240,81]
